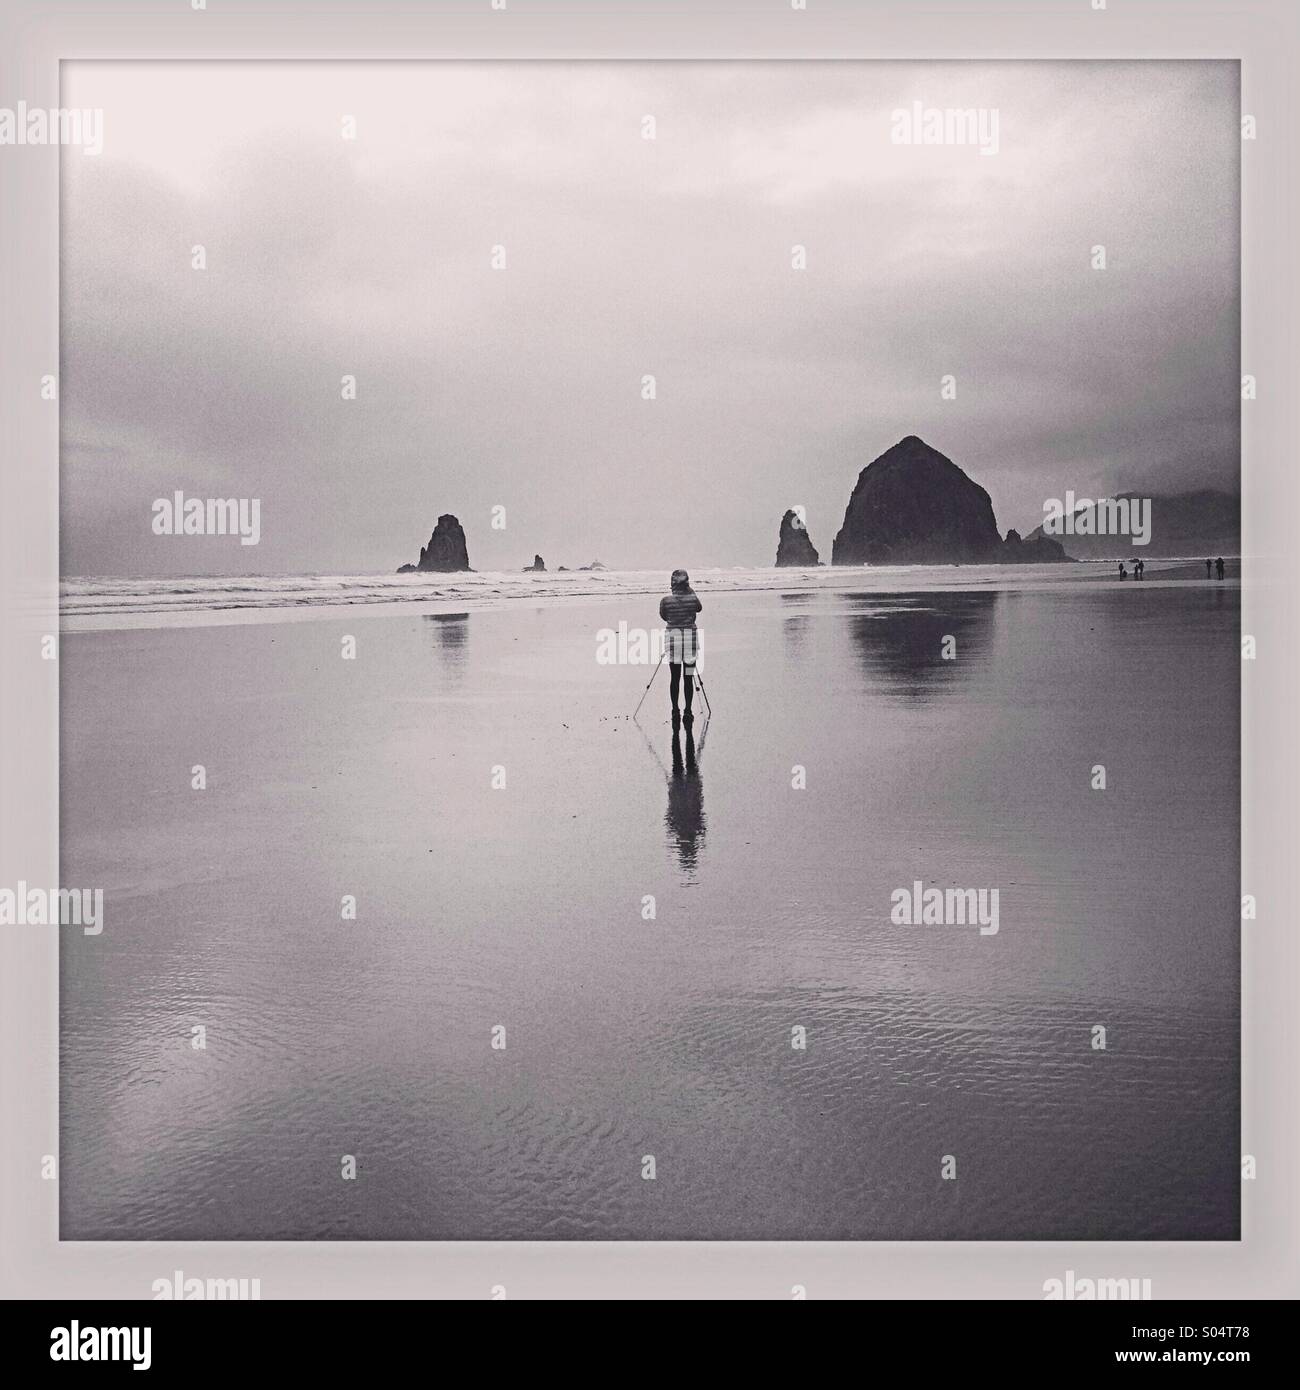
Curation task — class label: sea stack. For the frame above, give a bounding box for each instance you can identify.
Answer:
[524,554,546,572]
[402,514,471,573]
[775,509,820,566]
[1001,527,1070,563]
[833,436,1002,565]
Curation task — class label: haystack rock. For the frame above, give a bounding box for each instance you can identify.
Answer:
[403,514,470,573]
[831,435,1069,566]
[833,436,1001,565]
[523,554,546,572]
[775,509,820,566]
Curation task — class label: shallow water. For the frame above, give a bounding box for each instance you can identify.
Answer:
[60,582,1239,1239]
[58,557,1227,628]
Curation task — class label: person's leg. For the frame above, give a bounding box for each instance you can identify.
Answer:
[682,667,694,720]
[669,662,682,711]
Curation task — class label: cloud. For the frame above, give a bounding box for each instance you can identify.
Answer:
[60,60,1238,574]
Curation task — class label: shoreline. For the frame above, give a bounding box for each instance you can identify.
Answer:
[57,558,1244,633]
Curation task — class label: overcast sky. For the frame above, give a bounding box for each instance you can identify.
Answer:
[61,60,1238,576]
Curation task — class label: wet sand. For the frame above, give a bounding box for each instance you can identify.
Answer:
[60,582,1240,1239]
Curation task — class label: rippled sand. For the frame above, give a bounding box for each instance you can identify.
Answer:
[60,581,1239,1238]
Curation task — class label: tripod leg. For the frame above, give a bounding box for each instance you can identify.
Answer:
[694,671,712,717]
[632,654,665,720]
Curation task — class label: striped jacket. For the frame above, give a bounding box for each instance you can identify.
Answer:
[659,591,702,628]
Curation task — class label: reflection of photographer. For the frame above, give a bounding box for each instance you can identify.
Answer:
[665,723,705,879]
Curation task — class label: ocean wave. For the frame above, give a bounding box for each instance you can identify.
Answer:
[56,560,1191,631]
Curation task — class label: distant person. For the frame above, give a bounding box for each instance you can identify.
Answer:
[1118,562,1127,580]
[1216,556,1225,580]
[1135,558,1144,580]
[1206,558,1213,579]
[659,568,702,726]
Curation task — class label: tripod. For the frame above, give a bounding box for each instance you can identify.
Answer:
[632,657,713,721]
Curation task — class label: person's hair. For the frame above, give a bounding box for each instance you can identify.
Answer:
[670,568,690,593]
